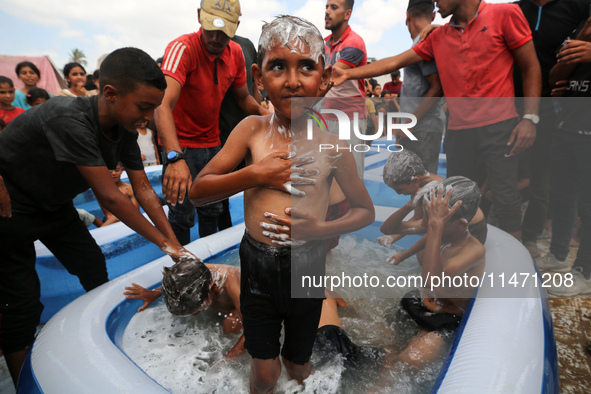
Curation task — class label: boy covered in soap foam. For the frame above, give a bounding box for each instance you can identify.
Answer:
[189,15,374,393]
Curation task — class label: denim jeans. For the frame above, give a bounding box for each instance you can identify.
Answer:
[163,146,230,245]
[549,131,591,277]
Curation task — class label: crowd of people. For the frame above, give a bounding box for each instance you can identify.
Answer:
[1,0,590,391]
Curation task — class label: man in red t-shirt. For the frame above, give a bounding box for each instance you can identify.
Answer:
[155,0,268,244]
[383,70,402,95]
[332,0,541,239]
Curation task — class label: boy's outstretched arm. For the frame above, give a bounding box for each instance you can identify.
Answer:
[77,165,190,260]
[124,283,162,312]
[0,175,11,218]
[331,49,423,87]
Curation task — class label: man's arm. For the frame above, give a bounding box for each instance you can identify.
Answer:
[331,49,423,86]
[232,84,271,116]
[0,175,11,217]
[154,75,192,206]
[78,165,187,259]
[550,18,591,88]
[508,40,541,155]
[127,168,180,244]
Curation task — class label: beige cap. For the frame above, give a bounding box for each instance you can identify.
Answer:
[200,0,241,38]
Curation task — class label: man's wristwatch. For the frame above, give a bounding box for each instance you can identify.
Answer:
[166,150,185,163]
[522,114,540,125]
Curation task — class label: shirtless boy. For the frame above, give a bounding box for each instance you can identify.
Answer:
[100,162,139,226]
[124,259,244,357]
[392,176,485,367]
[378,150,487,265]
[189,15,374,393]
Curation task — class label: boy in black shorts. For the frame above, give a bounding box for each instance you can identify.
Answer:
[392,176,485,368]
[189,16,374,393]
[0,47,193,387]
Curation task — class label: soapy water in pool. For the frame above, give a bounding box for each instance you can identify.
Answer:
[122,235,449,393]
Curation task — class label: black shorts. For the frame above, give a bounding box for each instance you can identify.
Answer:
[469,218,488,245]
[239,232,325,364]
[400,289,462,339]
[312,325,383,372]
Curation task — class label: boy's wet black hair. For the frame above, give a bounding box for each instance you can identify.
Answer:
[161,258,213,316]
[427,176,481,222]
[257,15,326,68]
[99,47,167,96]
[15,61,41,79]
[26,88,51,105]
[383,150,428,186]
[0,76,14,88]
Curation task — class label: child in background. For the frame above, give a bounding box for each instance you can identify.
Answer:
[76,208,104,228]
[56,62,92,97]
[12,61,43,110]
[136,121,161,166]
[25,88,51,107]
[0,76,25,126]
[99,162,140,226]
[189,16,374,393]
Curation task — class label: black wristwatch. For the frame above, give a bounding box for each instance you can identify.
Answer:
[166,150,185,163]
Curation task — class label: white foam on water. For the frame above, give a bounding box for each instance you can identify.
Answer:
[122,235,446,393]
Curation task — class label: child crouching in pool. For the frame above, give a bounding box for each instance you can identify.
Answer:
[378,150,487,265]
[388,176,485,368]
[124,259,244,357]
[189,15,374,393]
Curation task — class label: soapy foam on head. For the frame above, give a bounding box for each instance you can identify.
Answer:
[426,176,481,222]
[161,257,213,316]
[383,150,428,187]
[257,15,326,68]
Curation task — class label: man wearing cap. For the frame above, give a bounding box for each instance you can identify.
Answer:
[397,0,445,175]
[155,0,268,245]
[331,0,542,240]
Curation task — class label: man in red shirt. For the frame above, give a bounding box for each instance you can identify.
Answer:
[155,0,268,244]
[332,0,541,239]
[383,70,402,95]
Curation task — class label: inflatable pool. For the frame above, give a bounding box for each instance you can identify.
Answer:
[19,222,558,392]
[34,165,244,322]
[20,143,558,392]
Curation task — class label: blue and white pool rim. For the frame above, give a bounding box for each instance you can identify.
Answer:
[21,145,558,393]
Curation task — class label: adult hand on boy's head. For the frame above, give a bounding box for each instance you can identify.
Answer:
[0,175,11,218]
[163,161,192,206]
[424,185,462,225]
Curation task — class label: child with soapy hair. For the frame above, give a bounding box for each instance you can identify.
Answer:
[189,15,374,393]
[378,150,487,265]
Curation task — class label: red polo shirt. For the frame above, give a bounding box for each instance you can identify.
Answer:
[162,28,246,148]
[325,26,367,120]
[413,1,532,129]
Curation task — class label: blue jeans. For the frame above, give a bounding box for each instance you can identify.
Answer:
[549,131,591,277]
[163,146,230,245]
